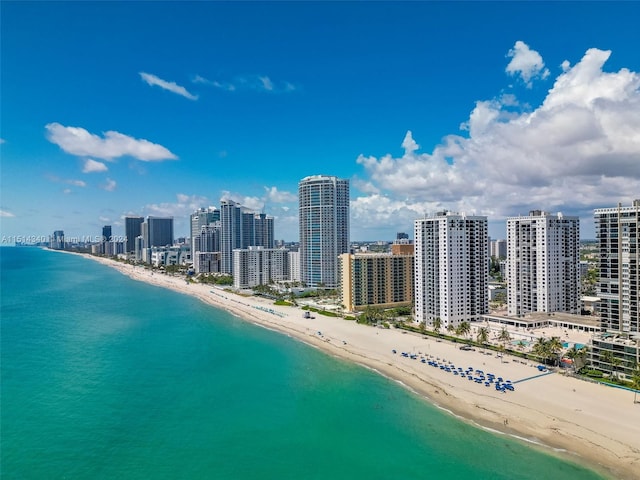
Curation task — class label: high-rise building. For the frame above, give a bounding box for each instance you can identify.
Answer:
[50,230,65,250]
[288,250,300,282]
[506,211,580,316]
[490,239,507,258]
[594,200,640,333]
[339,251,414,313]
[196,222,221,254]
[298,175,350,288]
[125,216,144,253]
[142,216,174,248]
[102,225,112,242]
[232,246,289,289]
[220,200,244,274]
[590,200,640,380]
[414,212,488,329]
[190,207,220,257]
[254,213,274,249]
[220,200,275,275]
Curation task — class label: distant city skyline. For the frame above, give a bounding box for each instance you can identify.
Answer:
[1,2,639,242]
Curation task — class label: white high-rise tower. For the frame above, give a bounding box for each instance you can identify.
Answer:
[506,210,580,316]
[414,212,488,329]
[298,175,349,288]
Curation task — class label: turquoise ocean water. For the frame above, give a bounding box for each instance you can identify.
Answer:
[1,247,605,479]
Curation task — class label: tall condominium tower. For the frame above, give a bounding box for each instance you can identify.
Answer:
[220,200,243,274]
[254,213,274,249]
[125,216,144,253]
[506,211,580,317]
[594,200,639,334]
[190,207,220,257]
[590,200,640,379]
[219,201,274,274]
[414,212,488,329]
[141,216,174,248]
[102,225,112,242]
[298,175,350,288]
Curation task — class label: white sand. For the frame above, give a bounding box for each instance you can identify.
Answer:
[73,253,640,479]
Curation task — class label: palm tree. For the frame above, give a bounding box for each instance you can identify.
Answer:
[457,321,471,342]
[498,327,511,350]
[610,356,622,382]
[477,326,489,347]
[600,350,614,376]
[547,337,564,367]
[446,323,455,336]
[532,337,550,365]
[433,317,442,336]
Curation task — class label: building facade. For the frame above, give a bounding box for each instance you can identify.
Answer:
[232,247,289,289]
[142,216,174,249]
[190,207,220,258]
[298,175,350,288]
[288,250,301,283]
[589,200,640,380]
[339,251,414,313]
[506,211,580,317]
[125,216,144,253]
[414,212,488,329]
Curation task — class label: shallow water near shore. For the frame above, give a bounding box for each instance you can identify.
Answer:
[1,247,606,479]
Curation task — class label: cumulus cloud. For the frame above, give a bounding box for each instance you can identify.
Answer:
[139,72,198,100]
[194,74,296,93]
[46,123,177,161]
[506,40,550,87]
[0,209,15,217]
[264,186,297,203]
[82,159,108,173]
[354,46,640,236]
[144,193,210,218]
[101,178,117,192]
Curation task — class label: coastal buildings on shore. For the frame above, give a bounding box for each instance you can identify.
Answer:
[506,211,581,317]
[414,211,488,329]
[220,200,275,275]
[53,184,639,381]
[298,175,350,288]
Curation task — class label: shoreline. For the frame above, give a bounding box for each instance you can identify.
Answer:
[58,250,640,480]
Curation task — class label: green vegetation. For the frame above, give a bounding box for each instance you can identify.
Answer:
[197,273,233,285]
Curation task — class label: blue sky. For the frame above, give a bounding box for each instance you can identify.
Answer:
[2,1,639,243]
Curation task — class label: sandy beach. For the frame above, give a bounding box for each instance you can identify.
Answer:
[75,253,639,480]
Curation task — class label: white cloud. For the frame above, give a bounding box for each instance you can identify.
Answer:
[144,193,210,217]
[506,40,550,87]
[139,72,198,100]
[63,188,72,195]
[67,179,86,187]
[194,74,296,93]
[354,47,640,235]
[99,216,110,222]
[0,209,15,217]
[82,158,108,173]
[46,123,177,161]
[0,138,5,144]
[264,186,297,203]
[101,178,117,192]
